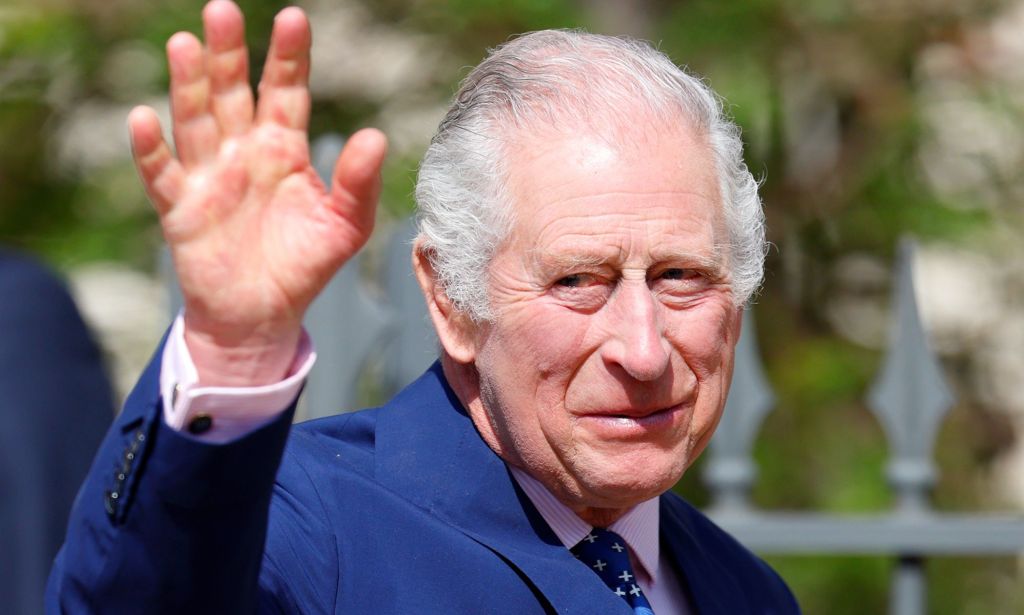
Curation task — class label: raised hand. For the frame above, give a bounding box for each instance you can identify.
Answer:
[128,1,387,386]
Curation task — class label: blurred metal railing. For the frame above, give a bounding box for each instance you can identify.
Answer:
[165,135,1024,615]
[706,239,1024,615]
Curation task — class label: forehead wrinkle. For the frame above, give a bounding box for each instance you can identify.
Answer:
[524,200,724,242]
[545,188,721,207]
[530,214,727,268]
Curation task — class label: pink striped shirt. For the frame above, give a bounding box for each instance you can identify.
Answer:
[509,466,691,614]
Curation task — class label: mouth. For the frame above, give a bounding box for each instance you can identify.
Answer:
[576,403,688,434]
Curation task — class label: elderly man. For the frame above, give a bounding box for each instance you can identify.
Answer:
[48,1,798,613]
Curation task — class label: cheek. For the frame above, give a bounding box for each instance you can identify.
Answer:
[671,304,737,444]
[668,304,736,379]
[494,303,593,376]
[475,307,596,463]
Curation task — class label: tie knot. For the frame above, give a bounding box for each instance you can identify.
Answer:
[572,528,629,561]
[571,528,654,614]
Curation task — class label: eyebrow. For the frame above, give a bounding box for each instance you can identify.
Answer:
[533,252,613,270]
[531,247,728,276]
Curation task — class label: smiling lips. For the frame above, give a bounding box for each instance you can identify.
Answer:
[576,403,688,431]
[578,397,691,419]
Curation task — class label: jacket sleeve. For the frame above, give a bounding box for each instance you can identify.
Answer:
[46,339,297,615]
[255,435,339,615]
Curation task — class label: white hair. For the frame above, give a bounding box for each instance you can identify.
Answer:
[415,29,766,321]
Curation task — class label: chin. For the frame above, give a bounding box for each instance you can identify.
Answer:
[577,457,687,508]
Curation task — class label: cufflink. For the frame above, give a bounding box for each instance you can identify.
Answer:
[187,413,213,435]
[171,382,182,409]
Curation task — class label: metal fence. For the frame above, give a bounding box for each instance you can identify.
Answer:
[164,136,1024,615]
[705,239,1024,614]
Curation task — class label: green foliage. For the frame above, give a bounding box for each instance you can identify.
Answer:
[382,0,585,53]
[378,155,421,219]
[658,0,784,62]
[769,555,891,615]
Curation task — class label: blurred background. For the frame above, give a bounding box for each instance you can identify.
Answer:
[2,0,1023,612]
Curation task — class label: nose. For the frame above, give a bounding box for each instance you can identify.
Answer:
[600,279,671,382]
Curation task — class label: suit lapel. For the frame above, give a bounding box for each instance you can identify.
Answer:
[660,497,741,614]
[374,363,632,615]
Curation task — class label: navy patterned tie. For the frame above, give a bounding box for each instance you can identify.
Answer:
[571,528,655,614]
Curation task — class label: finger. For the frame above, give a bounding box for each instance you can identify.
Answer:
[167,31,220,167]
[255,7,311,130]
[329,128,388,238]
[128,106,185,215]
[203,0,253,136]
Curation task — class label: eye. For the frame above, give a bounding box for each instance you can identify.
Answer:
[556,273,595,288]
[660,268,693,281]
[550,272,611,312]
[652,267,710,303]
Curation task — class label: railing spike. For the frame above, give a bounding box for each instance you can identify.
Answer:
[704,309,776,513]
[867,237,955,513]
[380,218,439,396]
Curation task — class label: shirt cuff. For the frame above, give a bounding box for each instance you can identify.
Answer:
[159,314,316,444]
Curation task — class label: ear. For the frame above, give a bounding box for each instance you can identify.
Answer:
[412,239,479,364]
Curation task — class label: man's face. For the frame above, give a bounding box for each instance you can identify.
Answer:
[465,122,743,515]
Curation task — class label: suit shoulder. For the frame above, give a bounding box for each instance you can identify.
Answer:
[281,364,453,481]
[0,250,79,321]
[0,249,60,288]
[283,406,383,480]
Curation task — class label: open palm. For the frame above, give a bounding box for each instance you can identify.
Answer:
[129,1,387,384]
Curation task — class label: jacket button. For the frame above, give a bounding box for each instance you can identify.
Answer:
[187,414,213,435]
[104,491,118,517]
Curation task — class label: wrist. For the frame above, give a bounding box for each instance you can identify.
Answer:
[183,317,302,387]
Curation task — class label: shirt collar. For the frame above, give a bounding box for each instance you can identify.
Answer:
[508,466,661,579]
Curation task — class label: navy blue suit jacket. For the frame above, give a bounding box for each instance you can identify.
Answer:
[48,344,798,614]
[0,250,113,615]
